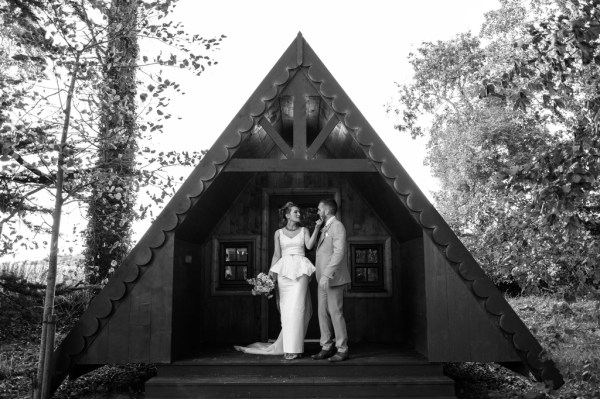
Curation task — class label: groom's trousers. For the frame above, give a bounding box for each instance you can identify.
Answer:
[317,283,348,352]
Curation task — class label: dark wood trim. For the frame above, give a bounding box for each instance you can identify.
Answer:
[307,115,339,159]
[225,159,376,172]
[346,236,393,298]
[292,79,307,158]
[259,117,293,158]
[260,191,270,341]
[296,32,303,65]
[211,235,261,296]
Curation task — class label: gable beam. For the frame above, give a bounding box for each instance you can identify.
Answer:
[296,32,303,65]
[224,158,376,172]
[291,76,308,158]
[306,115,340,159]
[258,117,293,158]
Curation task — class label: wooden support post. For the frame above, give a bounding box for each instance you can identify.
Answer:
[292,80,307,159]
[296,32,303,66]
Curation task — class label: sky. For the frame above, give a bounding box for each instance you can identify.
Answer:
[4,0,502,261]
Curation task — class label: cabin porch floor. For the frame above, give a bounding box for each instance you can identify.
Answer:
[145,342,456,398]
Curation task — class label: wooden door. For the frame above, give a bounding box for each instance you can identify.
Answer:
[267,194,334,340]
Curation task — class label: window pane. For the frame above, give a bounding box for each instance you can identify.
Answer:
[356,267,367,282]
[367,249,378,264]
[355,249,366,264]
[236,265,248,280]
[237,247,248,262]
[224,266,234,280]
[367,268,379,282]
[225,248,237,262]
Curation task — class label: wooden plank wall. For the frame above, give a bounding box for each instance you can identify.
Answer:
[78,233,175,364]
[171,238,203,360]
[399,237,427,356]
[195,172,406,344]
[423,233,520,362]
[340,177,404,343]
[197,177,264,344]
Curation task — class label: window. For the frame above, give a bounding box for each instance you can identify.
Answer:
[347,236,392,297]
[212,235,260,294]
[220,243,252,287]
[351,243,384,291]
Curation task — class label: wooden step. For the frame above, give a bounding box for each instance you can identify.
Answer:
[145,375,456,398]
[156,359,444,378]
[144,344,456,398]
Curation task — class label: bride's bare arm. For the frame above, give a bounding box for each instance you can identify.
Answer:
[269,230,281,280]
[306,219,323,250]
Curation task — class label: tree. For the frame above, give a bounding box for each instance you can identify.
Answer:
[83,0,140,285]
[388,0,600,294]
[0,0,56,254]
[481,0,600,218]
[0,0,223,261]
[1,1,224,396]
[479,0,600,291]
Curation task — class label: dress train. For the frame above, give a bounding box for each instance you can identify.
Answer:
[233,284,312,355]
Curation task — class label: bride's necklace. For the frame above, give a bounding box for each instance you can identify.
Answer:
[285,225,298,231]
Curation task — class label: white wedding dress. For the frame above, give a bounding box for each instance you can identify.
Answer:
[234,227,315,355]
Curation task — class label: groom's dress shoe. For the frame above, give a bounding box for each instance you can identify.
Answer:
[328,351,349,362]
[311,348,336,360]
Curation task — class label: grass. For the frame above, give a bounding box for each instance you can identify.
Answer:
[508,295,600,398]
[0,255,85,285]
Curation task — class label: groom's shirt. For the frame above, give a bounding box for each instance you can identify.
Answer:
[319,216,335,245]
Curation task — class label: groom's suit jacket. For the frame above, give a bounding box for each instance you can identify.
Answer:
[315,218,351,287]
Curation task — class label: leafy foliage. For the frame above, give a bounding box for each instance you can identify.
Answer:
[389,0,600,294]
[0,0,224,281]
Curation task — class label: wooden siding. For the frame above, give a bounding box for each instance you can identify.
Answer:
[172,238,203,360]
[399,237,427,356]
[190,172,406,344]
[78,233,174,364]
[196,176,264,344]
[341,176,403,342]
[423,233,520,362]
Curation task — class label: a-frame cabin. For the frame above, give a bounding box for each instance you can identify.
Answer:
[50,34,563,398]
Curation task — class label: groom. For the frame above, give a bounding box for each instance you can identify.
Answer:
[311,199,351,362]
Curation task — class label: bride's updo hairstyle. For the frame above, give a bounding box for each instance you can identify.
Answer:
[279,201,299,228]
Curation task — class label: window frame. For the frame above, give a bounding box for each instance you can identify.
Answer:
[346,236,393,298]
[350,243,385,290]
[212,235,260,295]
[219,241,253,287]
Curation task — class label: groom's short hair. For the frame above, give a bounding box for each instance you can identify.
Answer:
[320,199,338,216]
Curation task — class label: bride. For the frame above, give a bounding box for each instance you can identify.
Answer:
[234,202,321,359]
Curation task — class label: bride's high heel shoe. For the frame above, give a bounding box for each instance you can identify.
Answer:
[283,353,301,360]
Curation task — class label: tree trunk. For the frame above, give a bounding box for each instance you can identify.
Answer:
[34,53,80,399]
[84,0,139,284]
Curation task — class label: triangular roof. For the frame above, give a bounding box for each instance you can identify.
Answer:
[51,33,563,391]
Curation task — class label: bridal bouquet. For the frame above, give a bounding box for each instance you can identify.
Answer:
[247,272,275,299]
